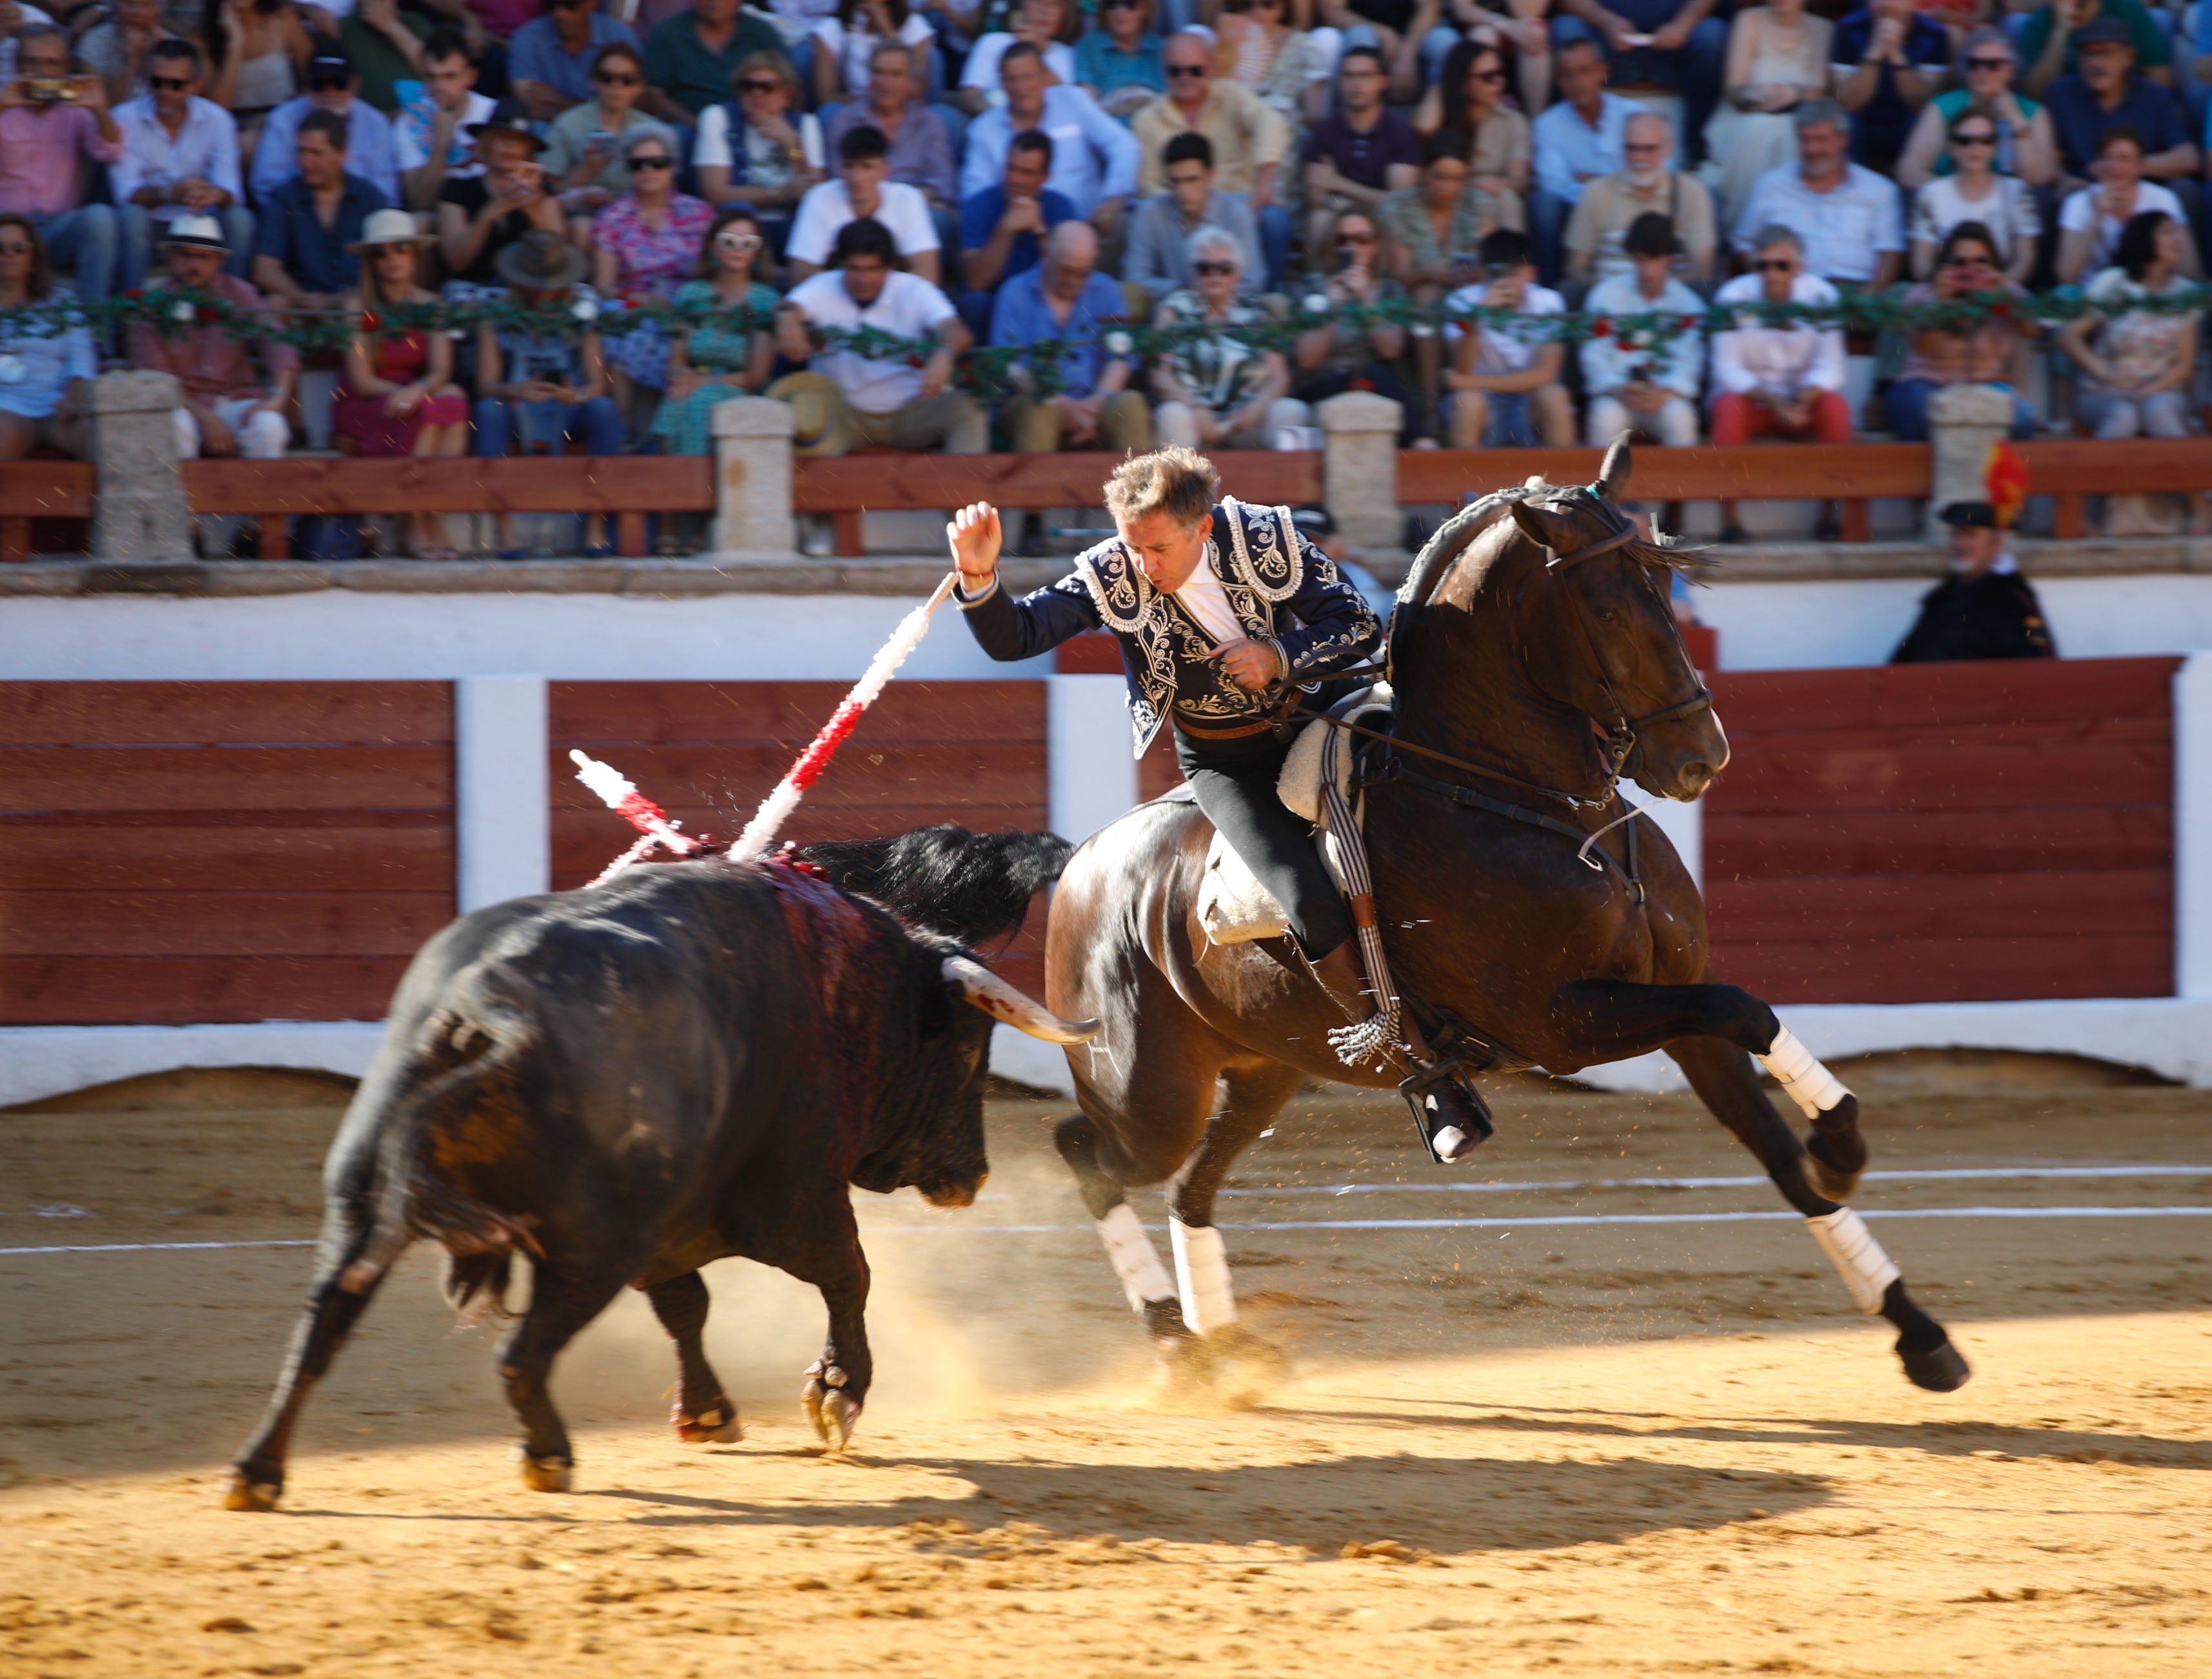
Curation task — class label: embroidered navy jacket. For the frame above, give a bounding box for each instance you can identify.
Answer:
[957,497,1383,757]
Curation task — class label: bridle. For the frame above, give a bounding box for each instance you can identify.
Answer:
[1534,487,1714,795]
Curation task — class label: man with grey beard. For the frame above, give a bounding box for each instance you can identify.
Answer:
[1562,110,1715,289]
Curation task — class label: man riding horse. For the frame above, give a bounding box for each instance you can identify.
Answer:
[946,445,1492,1163]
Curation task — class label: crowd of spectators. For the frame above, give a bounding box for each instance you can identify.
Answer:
[4,0,2211,554]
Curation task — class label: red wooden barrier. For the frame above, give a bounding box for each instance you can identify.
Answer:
[0,681,455,1024]
[1703,657,2180,1004]
[0,460,96,562]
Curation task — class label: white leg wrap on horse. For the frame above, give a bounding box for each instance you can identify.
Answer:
[1095,1203,1177,1312]
[1760,1025,1853,1120]
[1806,1207,1901,1315]
[1170,1218,1237,1333]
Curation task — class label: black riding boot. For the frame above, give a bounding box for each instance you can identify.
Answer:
[1310,943,1493,1163]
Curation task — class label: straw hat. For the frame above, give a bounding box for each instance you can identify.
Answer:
[346,207,436,254]
[158,213,228,251]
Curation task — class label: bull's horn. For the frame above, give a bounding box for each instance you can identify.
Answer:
[1596,431,1634,499]
[942,955,1101,1043]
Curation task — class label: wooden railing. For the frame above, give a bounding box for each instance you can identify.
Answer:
[1398,443,1933,542]
[2016,439,2211,539]
[179,456,716,559]
[791,449,1324,557]
[0,461,97,562]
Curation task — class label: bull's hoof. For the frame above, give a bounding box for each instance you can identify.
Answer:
[222,1475,281,1513]
[674,1403,743,1444]
[1805,1124,1865,1203]
[819,1390,863,1450]
[519,1453,573,1493]
[1900,1336,1972,1393]
[802,1360,853,1446]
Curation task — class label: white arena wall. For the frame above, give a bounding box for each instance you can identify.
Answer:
[6,572,2212,1107]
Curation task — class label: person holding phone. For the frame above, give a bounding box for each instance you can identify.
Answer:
[541,42,678,225]
[436,99,567,293]
[0,24,124,310]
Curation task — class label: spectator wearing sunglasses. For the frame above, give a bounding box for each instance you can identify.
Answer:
[1884,220,2037,444]
[112,37,252,291]
[1075,0,1164,120]
[1707,226,1848,541]
[542,42,680,220]
[695,49,827,249]
[590,130,714,418]
[1894,28,2056,191]
[1907,110,2040,285]
[1150,224,1310,451]
[1132,33,1291,289]
[509,0,640,121]
[251,44,402,204]
[653,206,779,460]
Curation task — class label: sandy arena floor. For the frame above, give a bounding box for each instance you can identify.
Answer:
[3,1067,2210,1677]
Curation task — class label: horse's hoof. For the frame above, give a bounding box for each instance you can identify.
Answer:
[1899,1337,1972,1393]
[223,1475,280,1513]
[1206,1325,1291,1404]
[1152,1331,1216,1399]
[519,1454,573,1493]
[674,1404,743,1444]
[820,1390,862,1450]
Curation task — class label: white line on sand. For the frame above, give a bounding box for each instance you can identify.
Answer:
[6,1204,2209,1256]
[1219,1165,2212,1198]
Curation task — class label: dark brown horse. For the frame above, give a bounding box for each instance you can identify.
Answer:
[1044,443,1970,1394]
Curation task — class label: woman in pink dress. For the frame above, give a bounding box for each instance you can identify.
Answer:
[332,209,470,560]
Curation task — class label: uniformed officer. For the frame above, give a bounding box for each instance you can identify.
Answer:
[1892,501,2057,665]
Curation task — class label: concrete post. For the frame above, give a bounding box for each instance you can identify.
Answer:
[2175,655,2212,998]
[710,396,798,556]
[455,675,550,913]
[87,370,190,559]
[1316,391,1402,553]
[1048,673,1139,844]
[1924,383,2015,540]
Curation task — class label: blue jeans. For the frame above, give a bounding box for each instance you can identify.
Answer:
[1255,202,1291,294]
[1551,14,1728,164]
[473,394,626,458]
[1884,379,2035,443]
[34,206,119,305]
[1340,21,1462,87]
[118,204,254,292]
[1528,188,1570,286]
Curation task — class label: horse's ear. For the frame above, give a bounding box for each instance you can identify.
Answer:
[1596,432,1634,500]
[1508,500,1556,550]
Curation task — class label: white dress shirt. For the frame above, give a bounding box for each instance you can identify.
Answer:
[958,85,1140,219]
[109,95,244,222]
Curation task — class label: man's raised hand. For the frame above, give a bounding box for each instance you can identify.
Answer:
[947,501,1002,588]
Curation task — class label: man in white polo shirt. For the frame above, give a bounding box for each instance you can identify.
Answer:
[769,217,983,550]
[785,123,941,286]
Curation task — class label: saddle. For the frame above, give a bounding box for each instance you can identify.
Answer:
[1194,684,1394,947]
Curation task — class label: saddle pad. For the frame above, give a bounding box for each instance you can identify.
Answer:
[1196,684,1395,947]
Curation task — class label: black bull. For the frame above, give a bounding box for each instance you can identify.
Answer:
[226,829,1092,1512]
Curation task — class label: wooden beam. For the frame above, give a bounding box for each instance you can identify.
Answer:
[182,454,716,516]
[0,461,97,519]
[1397,443,1933,509]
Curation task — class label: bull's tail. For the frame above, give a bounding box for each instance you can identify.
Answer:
[338,985,545,1299]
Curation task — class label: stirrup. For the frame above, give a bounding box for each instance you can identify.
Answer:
[1398,1058,1494,1164]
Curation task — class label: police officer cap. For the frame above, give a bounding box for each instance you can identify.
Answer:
[1941,500,1999,529]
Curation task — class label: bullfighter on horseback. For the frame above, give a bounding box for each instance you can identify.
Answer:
[946,445,1493,1162]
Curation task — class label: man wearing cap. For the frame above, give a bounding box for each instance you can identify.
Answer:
[126,214,299,555]
[251,44,403,204]
[111,37,251,292]
[1579,211,1704,448]
[1892,502,2057,663]
[473,228,623,556]
[396,28,497,211]
[2021,0,2173,100]
[436,98,565,293]
[252,107,390,316]
[2037,16,2197,189]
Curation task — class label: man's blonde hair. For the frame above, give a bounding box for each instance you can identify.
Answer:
[1104,446,1220,529]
